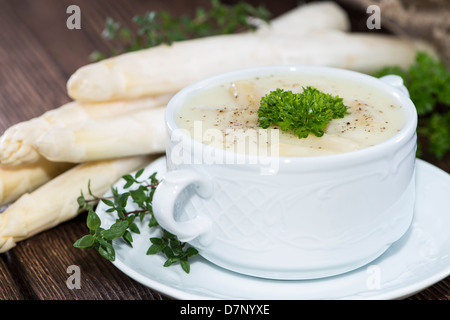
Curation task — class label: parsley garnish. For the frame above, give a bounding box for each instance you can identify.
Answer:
[73,170,198,274]
[257,87,349,139]
[418,111,450,160]
[372,51,450,116]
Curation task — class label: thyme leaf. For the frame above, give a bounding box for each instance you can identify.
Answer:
[73,171,198,274]
[91,0,271,61]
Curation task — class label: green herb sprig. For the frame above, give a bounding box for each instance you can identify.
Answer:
[258,87,349,139]
[73,169,198,274]
[372,51,450,159]
[91,0,271,61]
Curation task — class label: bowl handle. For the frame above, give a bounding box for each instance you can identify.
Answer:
[152,169,213,243]
[379,75,410,98]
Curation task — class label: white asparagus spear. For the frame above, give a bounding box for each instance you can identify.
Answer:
[34,107,166,163]
[273,30,436,73]
[0,159,73,206]
[67,28,435,103]
[259,1,350,34]
[0,94,172,166]
[0,155,157,253]
[66,2,352,103]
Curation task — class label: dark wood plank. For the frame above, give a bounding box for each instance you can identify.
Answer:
[0,0,169,300]
[409,278,450,300]
[0,254,26,299]
[0,0,448,300]
[11,0,223,78]
[0,0,69,128]
[9,214,166,300]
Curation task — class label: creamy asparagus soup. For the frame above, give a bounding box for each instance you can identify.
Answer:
[175,73,405,157]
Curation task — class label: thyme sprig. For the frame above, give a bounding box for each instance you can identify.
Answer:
[91,0,271,61]
[73,169,198,274]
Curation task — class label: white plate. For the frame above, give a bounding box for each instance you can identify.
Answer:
[96,157,450,300]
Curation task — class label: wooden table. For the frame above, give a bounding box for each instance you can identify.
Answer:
[0,0,448,300]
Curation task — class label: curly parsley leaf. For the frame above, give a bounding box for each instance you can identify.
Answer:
[372,51,450,159]
[418,111,450,160]
[258,87,349,139]
[372,51,450,116]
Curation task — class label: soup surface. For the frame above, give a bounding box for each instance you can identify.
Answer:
[175,73,405,157]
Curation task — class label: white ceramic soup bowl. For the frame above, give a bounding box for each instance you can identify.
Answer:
[152,66,417,280]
